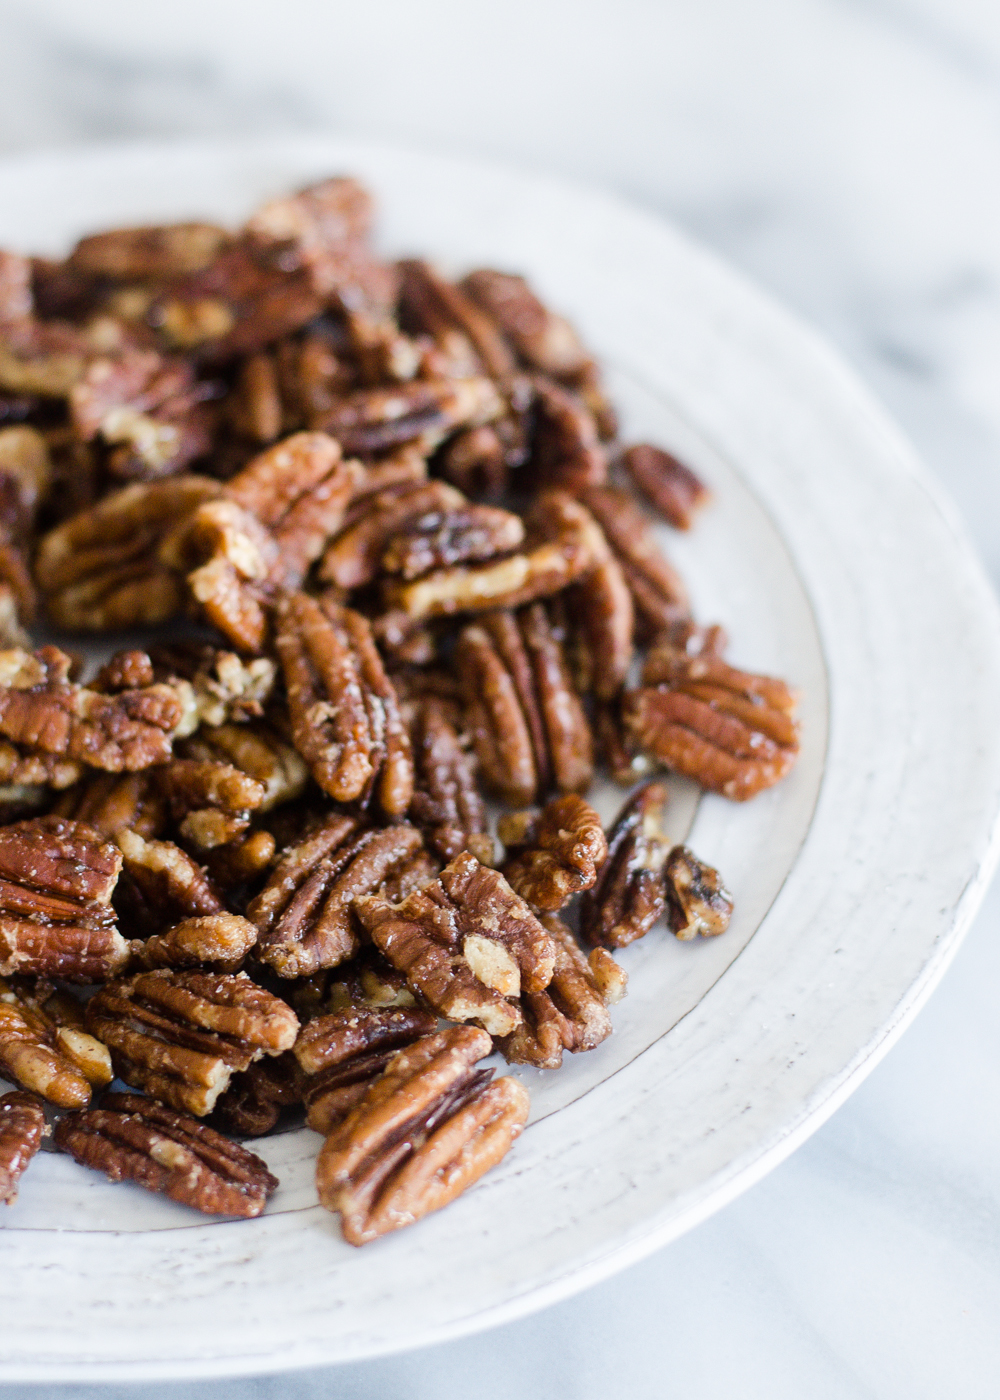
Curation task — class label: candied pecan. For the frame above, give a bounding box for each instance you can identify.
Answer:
[437,423,509,497]
[52,771,166,840]
[227,350,283,442]
[55,1091,278,1218]
[69,223,231,280]
[342,302,422,386]
[294,1004,437,1135]
[381,502,524,580]
[254,823,425,978]
[665,846,734,940]
[378,847,441,901]
[201,828,277,892]
[313,376,503,456]
[580,485,690,639]
[0,647,183,775]
[148,644,276,729]
[0,1090,46,1204]
[593,696,652,787]
[320,479,466,590]
[127,913,258,973]
[498,915,625,1068]
[518,602,594,795]
[454,615,542,807]
[0,977,112,1106]
[181,498,276,653]
[406,696,493,865]
[579,782,669,948]
[244,177,381,302]
[0,816,128,982]
[461,269,592,380]
[213,1050,305,1137]
[621,443,710,529]
[529,376,607,491]
[116,830,225,933]
[91,650,155,693]
[316,1025,529,1246]
[86,969,299,1116]
[291,950,419,1022]
[179,721,307,815]
[276,593,414,816]
[565,552,634,702]
[499,794,607,912]
[0,423,51,542]
[156,758,263,849]
[0,318,93,398]
[397,260,517,380]
[625,646,800,800]
[35,475,221,630]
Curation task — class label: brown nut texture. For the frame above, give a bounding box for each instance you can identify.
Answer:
[381,503,524,581]
[127,914,258,974]
[499,794,607,912]
[54,1091,279,1218]
[406,696,493,865]
[579,783,670,949]
[665,845,734,940]
[622,443,711,530]
[319,479,466,591]
[86,969,299,1116]
[0,976,113,1106]
[316,1025,529,1245]
[460,269,593,381]
[212,1051,305,1138]
[529,376,607,492]
[116,830,225,933]
[0,1090,47,1203]
[580,485,690,640]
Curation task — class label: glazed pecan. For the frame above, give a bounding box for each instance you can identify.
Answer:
[460,269,593,381]
[55,1091,278,1218]
[499,794,607,912]
[315,1025,529,1245]
[227,350,284,443]
[0,1090,46,1204]
[34,475,221,631]
[0,647,184,777]
[116,830,225,933]
[625,646,800,800]
[253,822,424,978]
[580,485,691,639]
[148,644,277,730]
[437,423,509,497]
[212,1050,305,1137]
[0,816,128,981]
[0,976,112,1106]
[455,611,547,806]
[127,913,258,973]
[244,176,383,305]
[275,593,413,816]
[69,223,231,280]
[178,720,307,815]
[621,443,710,530]
[518,602,593,795]
[313,376,502,456]
[180,498,276,654]
[320,479,466,590]
[397,260,517,380]
[86,969,299,1116]
[565,551,634,702]
[407,696,493,865]
[498,915,625,1068]
[294,1004,437,1135]
[665,846,734,940]
[53,771,166,840]
[381,502,524,580]
[529,376,607,492]
[0,424,52,621]
[579,783,669,948]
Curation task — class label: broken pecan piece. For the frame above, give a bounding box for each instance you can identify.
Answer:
[55,1091,278,1218]
[0,976,112,1106]
[579,783,669,949]
[116,830,225,934]
[499,795,607,912]
[86,969,299,1116]
[212,1051,305,1138]
[621,443,711,529]
[0,1090,46,1203]
[665,846,734,940]
[316,1025,529,1245]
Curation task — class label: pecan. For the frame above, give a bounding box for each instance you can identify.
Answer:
[342,303,422,386]
[0,647,183,775]
[499,794,607,912]
[179,721,307,815]
[0,816,128,981]
[397,260,517,380]
[213,1050,305,1137]
[518,602,593,795]
[0,422,51,542]
[275,593,413,816]
[498,915,625,1068]
[227,350,284,442]
[246,810,358,936]
[529,376,607,492]
[665,846,734,940]
[0,251,33,326]
[315,1025,529,1245]
[625,646,800,800]
[180,498,276,654]
[565,552,634,702]
[406,696,493,865]
[579,782,669,948]
[593,696,652,787]
[0,1090,46,1204]
[86,969,299,1116]
[0,977,112,1106]
[52,771,166,840]
[148,643,276,731]
[201,829,277,892]
[156,757,264,849]
[54,1091,279,1218]
[320,479,466,590]
[116,830,225,933]
[34,475,221,630]
[381,503,524,580]
[244,177,379,302]
[294,1004,437,1135]
[580,485,690,639]
[69,223,231,280]
[460,269,593,381]
[437,423,509,497]
[313,377,502,456]
[621,443,710,529]
[127,913,258,973]
[254,822,425,978]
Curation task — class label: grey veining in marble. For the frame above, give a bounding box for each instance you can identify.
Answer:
[1,2,999,1396]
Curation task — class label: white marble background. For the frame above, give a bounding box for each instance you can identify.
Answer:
[2,1,1000,1395]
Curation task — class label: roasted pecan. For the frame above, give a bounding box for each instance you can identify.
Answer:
[178,720,307,817]
[529,376,607,492]
[313,376,502,456]
[579,782,669,948]
[580,485,690,640]
[0,976,112,1106]
[275,593,413,816]
[381,502,524,580]
[664,846,734,939]
[0,1090,46,1204]
[0,424,51,602]
[565,552,634,702]
[127,913,258,973]
[460,269,593,381]
[294,1004,437,1135]
[407,696,493,865]
[625,646,800,800]
[35,475,221,630]
[212,1050,305,1137]
[116,830,225,934]
[0,816,127,981]
[499,794,607,912]
[53,771,166,840]
[55,1091,278,1218]
[253,822,425,978]
[621,443,710,530]
[244,176,383,305]
[69,223,231,280]
[320,479,466,590]
[437,423,509,497]
[518,602,594,795]
[246,810,358,935]
[315,1025,529,1245]
[498,915,625,1068]
[86,969,299,1116]
[342,302,422,386]
[397,260,517,380]
[227,350,284,442]
[148,644,276,729]
[180,497,276,654]
[201,828,277,892]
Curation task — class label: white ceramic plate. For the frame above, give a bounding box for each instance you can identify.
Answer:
[1,137,999,1382]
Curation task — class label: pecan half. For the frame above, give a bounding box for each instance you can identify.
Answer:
[315,1025,529,1245]
[406,696,493,864]
[294,1004,437,1135]
[580,485,690,639]
[54,1091,278,1218]
[518,602,593,795]
[529,376,607,492]
[86,969,299,1116]
[665,846,734,940]
[213,1051,305,1138]
[579,782,669,948]
[381,503,524,580]
[455,611,547,806]
[127,913,258,973]
[116,830,225,933]
[625,647,800,800]
[313,377,502,456]
[0,1091,46,1203]
[69,223,231,280]
[565,551,634,702]
[621,443,710,530]
[397,260,517,381]
[180,497,276,654]
[498,915,625,1068]
[499,794,607,912]
[460,269,593,381]
[319,479,466,591]
[0,976,112,1106]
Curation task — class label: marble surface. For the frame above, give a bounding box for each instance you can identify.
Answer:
[2,1,1000,1395]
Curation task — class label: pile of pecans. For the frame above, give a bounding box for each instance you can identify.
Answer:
[0,176,800,1242]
